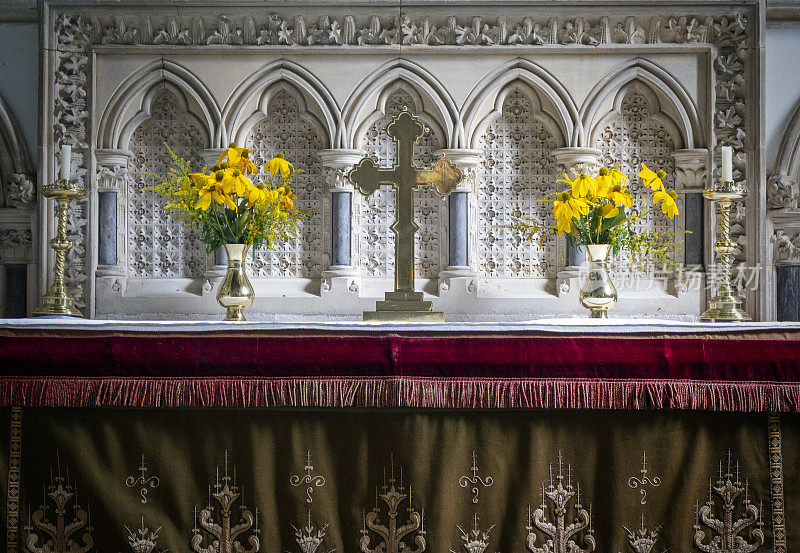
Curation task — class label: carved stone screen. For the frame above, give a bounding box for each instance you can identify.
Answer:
[477,88,562,279]
[244,90,325,278]
[127,88,207,279]
[358,87,445,279]
[39,5,764,320]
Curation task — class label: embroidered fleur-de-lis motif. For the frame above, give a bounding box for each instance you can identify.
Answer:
[290,451,326,503]
[125,454,160,504]
[627,452,661,505]
[458,451,494,503]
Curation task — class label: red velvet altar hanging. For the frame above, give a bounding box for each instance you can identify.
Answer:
[0,327,799,410]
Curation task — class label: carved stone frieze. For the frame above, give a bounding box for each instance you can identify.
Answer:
[81,12,743,48]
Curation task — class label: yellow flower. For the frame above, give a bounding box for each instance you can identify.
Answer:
[596,166,629,197]
[267,152,294,178]
[638,163,667,192]
[217,144,257,174]
[602,203,620,219]
[247,182,279,206]
[195,181,234,211]
[223,168,252,197]
[653,189,679,220]
[558,172,597,198]
[609,184,633,208]
[552,190,589,235]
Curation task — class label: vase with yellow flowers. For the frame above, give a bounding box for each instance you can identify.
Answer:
[150,144,304,321]
[507,163,683,318]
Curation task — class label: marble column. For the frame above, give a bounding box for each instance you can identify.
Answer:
[673,149,709,269]
[434,149,483,296]
[318,149,364,297]
[776,264,800,321]
[551,147,602,296]
[4,264,27,317]
[200,148,229,284]
[94,149,132,282]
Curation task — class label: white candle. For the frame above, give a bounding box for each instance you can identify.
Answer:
[60,144,72,181]
[721,146,733,182]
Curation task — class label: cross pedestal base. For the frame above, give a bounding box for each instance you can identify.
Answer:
[363,290,445,322]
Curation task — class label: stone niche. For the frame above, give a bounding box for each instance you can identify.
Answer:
[39,1,766,320]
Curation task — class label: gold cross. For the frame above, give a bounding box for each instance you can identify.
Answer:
[348,109,463,321]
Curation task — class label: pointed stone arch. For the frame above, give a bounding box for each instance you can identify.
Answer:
[580,58,702,149]
[341,58,459,149]
[223,59,340,148]
[97,59,220,149]
[473,82,564,280]
[461,58,578,149]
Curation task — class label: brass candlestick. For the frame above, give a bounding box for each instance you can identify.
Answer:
[700,179,750,322]
[34,179,86,317]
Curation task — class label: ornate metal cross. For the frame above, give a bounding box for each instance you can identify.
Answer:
[348,109,463,321]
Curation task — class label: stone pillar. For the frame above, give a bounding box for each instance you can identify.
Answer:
[318,149,364,297]
[200,148,229,286]
[551,147,602,296]
[673,149,709,269]
[434,149,482,297]
[94,149,132,287]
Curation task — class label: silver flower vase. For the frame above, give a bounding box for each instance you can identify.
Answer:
[217,243,255,321]
[579,244,618,318]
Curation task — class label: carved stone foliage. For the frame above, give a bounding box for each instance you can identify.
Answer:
[595,87,681,271]
[0,229,33,263]
[772,230,800,265]
[54,15,91,312]
[4,174,35,208]
[358,88,444,279]
[767,175,798,210]
[245,90,325,278]
[711,16,749,267]
[87,13,739,48]
[128,88,207,278]
[477,88,561,278]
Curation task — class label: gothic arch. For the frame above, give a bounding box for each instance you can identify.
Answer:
[342,58,459,149]
[471,81,567,151]
[0,93,32,177]
[230,81,331,149]
[126,85,209,279]
[772,96,800,181]
[240,88,327,279]
[98,59,220,149]
[580,58,701,149]
[461,58,578,149]
[474,83,564,279]
[223,60,340,148]
[590,82,684,151]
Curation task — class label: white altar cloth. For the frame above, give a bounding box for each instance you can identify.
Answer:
[2,318,800,334]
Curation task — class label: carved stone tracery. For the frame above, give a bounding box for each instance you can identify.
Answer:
[244,89,325,278]
[127,88,207,278]
[477,88,561,279]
